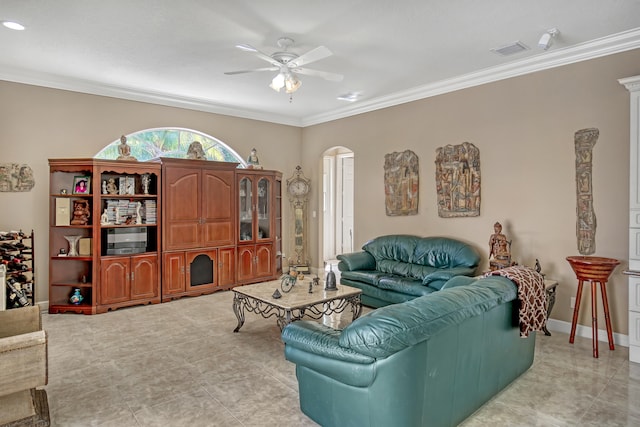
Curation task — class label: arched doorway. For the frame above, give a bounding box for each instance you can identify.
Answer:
[322,147,354,264]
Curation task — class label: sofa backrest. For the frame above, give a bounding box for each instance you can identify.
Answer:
[362,235,480,278]
[338,276,517,358]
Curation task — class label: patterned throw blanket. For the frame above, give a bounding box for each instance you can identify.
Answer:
[484,265,547,337]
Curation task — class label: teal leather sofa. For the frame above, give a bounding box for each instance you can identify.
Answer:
[282,275,535,427]
[337,235,481,307]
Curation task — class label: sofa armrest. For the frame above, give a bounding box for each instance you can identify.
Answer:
[0,330,47,397]
[282,321,377,387]
[337,251,376,271]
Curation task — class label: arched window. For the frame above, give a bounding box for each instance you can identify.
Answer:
[95,127,247,166]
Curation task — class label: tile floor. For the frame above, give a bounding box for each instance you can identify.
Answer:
[42,290,640,426]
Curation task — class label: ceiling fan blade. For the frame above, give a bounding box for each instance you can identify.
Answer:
[293,67,344,82]
[236,44,280,66]
[224,67,279,75]
[288,46,332,68]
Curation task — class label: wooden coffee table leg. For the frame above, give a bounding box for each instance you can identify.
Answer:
[569,280,584,343]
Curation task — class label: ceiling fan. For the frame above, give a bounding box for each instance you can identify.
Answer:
[224,37,344,94]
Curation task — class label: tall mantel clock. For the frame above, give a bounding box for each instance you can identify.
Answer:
[286,166,311,273]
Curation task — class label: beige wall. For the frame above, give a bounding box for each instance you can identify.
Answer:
[2,48,639,335]
[0,81,302,306]
[302,49,640,335]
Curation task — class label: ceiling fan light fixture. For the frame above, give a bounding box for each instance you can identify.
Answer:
[284,75,301,94]
[269,73,285,92]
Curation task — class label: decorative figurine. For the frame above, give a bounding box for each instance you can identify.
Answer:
[70,200,90,225]
[141,173,150,195]
[489,221,512,271]
[187,141,206,160]
[272,289,282,299]
[114,207,121,224]
[280,271,298,293]
[325,264,337,291]
[105,178,118,195]
[102,180,107,194]
[135,202,142,224]
[247,148,263,169]
[100,209,109,225]
[116,135,137,161]
[69,288,84,305]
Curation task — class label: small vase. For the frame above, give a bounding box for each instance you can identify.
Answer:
[70,288,84,305]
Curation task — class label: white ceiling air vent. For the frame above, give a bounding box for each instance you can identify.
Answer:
[490,41,530,56]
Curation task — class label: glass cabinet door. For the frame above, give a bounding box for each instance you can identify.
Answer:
[239,177,253,241]
[257,177,271,239]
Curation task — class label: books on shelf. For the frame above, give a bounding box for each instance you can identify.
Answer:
[104,199,156,224]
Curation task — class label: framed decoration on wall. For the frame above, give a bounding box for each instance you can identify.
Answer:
[384,150,419,216]
[72,176,90,194]
[435,142,480,218]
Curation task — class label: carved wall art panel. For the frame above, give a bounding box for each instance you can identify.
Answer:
[574,128,599,255]
[384,150,419,216]
[0,163,35,192]
[435,142,480,217]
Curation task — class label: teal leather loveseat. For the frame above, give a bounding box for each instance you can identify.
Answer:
[282,275,535,427]
[337,235,481,307]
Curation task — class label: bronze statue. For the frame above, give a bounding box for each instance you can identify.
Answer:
[489,222,511,271]
[116,135,137,161]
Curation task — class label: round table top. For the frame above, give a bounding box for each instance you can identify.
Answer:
[566,256,620,281]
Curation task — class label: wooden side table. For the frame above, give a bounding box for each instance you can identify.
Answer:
[566,256,620,358]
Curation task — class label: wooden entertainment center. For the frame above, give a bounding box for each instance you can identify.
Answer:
[48,158,282,314]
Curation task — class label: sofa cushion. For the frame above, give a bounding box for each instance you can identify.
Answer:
[340,270,386,286]
[377,276,434,297]
[339,276,517,358]
[363,234,480,269]
[376,259,438,279]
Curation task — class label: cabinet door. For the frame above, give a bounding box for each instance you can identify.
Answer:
[185,250,217,291]
[238,176,253,242]
[218,247,236,287]
[100,257,131,304]
[255,244,274,279]
[202,170,235,247]
[131,254,158,300]
[256,177,272,240]
[163,252,185,295]
[164,167,201,250]
[237,245,255,282]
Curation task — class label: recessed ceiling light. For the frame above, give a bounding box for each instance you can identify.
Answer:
[337,92,361,102]
[2,21,25,31]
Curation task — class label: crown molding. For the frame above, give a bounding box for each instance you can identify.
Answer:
[302,28,640,127]
[2,29,639,128]
[619,75,640,91]
[0,66,303,127]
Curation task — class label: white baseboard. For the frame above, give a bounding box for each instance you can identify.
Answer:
[545,318,629,347]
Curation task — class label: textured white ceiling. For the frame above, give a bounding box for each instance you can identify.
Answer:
[2,0,640,126]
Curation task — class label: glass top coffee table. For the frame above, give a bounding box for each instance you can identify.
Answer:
[232,279,362,332]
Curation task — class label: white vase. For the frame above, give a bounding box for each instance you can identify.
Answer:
[64,235,82,257]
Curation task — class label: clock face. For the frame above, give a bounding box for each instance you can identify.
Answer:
[288,179,309,197]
